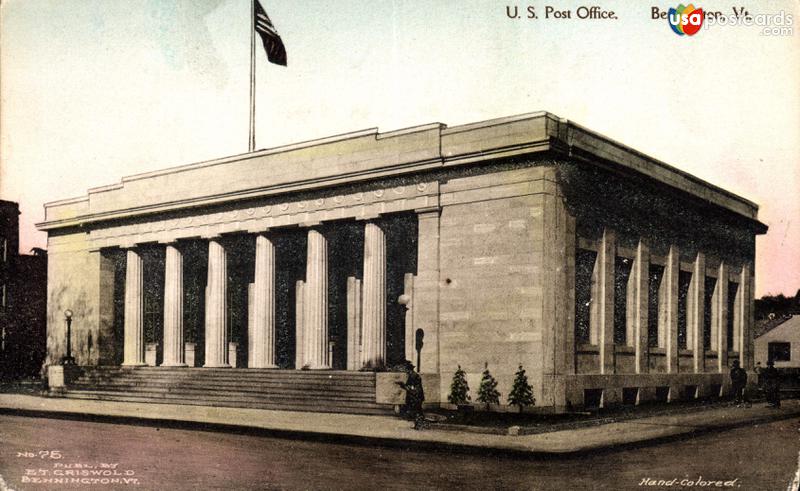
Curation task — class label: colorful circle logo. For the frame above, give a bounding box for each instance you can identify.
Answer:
[668,4,705,36]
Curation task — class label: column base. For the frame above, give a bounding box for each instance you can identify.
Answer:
[203,363,231,368]
[306,365,332,370]
[160,363,188,368]
[121,362,147,367]
[249,364,279,369]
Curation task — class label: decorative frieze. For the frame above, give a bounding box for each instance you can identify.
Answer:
[87,182,439,249]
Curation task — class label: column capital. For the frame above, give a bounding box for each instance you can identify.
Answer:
[356,213,382,222]
[246,226,272,235]
[158,238,182,246]
[300,220,323,228]
[414,206,440,216]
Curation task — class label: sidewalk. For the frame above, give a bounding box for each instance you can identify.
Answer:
[0,394,798,456]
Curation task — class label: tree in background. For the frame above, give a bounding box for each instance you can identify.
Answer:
[755,290,800,320]
[448,365,471,405]
[476,362,500,409]
[507,365,535,413]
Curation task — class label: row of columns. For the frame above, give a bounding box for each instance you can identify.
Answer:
[587,228,753,374]
[120,221,389,370]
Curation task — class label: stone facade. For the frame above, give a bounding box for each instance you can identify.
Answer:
[37,112,767,411]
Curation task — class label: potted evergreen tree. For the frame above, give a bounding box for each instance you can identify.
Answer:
[508,364,535,413]
[477,362,501,411]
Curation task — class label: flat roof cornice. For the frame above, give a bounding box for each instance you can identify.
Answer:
[36,112,766,232]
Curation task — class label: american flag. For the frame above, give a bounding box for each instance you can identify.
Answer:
[255,1,287,66]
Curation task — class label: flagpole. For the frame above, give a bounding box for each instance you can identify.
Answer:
[248,0,256,152]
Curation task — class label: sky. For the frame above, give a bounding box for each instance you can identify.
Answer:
[1,0,798,297]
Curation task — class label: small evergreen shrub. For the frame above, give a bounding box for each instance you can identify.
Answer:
[448,365,471,405]
[507,365,535,412]
[476,362,500,408]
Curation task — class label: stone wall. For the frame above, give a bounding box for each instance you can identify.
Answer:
[45,231,117,366]
[436,165,549,406]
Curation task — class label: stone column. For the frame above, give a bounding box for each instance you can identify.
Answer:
[627,239,650,374]
[302,228,330,369]
[740,263,754,370]
[161,244,186,367]
[595,228,615,375]
[401,273,415,369]
[123,248,146,366]
[663,246,680,373]
[714,262,729,372]
[359,221,387,369]
[204,238,230,367]
[295,280,305,369]
[688,252,705,373]
[735,264,750,367]
[250,234,277,368]
[346,277,362,371]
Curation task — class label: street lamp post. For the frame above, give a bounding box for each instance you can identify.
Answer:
[62,309,75,365]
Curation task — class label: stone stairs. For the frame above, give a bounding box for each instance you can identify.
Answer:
[58,367,395,415]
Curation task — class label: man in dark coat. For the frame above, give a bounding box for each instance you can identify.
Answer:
[396,360,425,429]
[730,359,748,406]
[763,361,781,408]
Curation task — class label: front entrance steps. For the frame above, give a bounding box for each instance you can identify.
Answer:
[57,366,395,416]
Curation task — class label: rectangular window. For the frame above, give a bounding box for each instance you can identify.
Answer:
[703,277,716,350]
[768,342,791,362]
[727,282,739,351]
[613,257,633,345]
[677,271,692,349]
[647,264,665,348]
[575,249,597,344]
[1,284,6,308]
[1,238,6,262]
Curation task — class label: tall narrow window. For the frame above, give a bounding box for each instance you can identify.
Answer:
[575,249,597,344]
[614,257,633,345]
[703,277,716,350]
[647,265,664,348]
[677,271,692,349]
[727,281,739,351]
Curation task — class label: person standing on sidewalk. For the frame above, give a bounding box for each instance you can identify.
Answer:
[763,360,781,408]
[730,360,748,406]
[396,360,425,429]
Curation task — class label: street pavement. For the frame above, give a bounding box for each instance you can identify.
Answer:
[0,394,799,455]
[0,413,798,490]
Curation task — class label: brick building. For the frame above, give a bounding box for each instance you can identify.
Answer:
[0,200,47,380]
